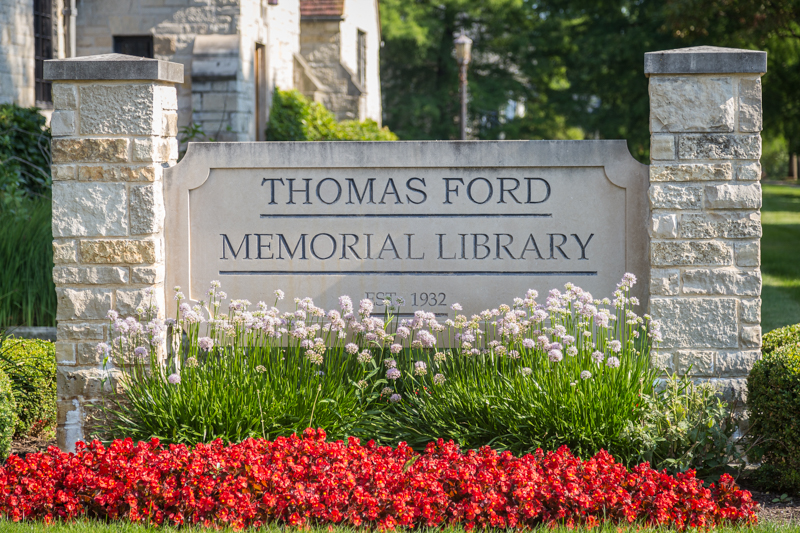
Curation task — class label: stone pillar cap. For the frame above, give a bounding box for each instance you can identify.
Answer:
[645,46,766,76]
[44,54,184,83]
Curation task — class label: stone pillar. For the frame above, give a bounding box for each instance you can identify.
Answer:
[44,55,183,451]
[646,46,766,401]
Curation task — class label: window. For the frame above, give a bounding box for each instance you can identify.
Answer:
[34,0,53,104]
[255,43,268,141]
[113,36,154,58]
[357,30,366,90]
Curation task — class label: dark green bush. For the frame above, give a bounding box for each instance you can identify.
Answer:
[266,89,397,141]
[0,338,56,437]
[747,342,800,494]
[0,369,16,458]
[0,198,56,327]
[762,323,800,356]
[0,104,51,213]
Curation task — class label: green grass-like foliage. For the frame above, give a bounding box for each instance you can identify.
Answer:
[0,338,56,437]
[0,198,56,327]
[762,322,800,356]
[99,276,659,464]
[747,341,800,493]
[0,104,51,213]
[0,369,16,459]
[265,89,398,141]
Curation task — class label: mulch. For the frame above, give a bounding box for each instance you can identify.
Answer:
[4,437,800,525]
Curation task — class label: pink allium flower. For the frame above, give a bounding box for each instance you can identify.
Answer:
[199,337,214,351]
[413,361,428,376]
[345,343,359,354]
[134,346,147,358]
[548,349,563,363]
[167,373,181,384]
[390,344,402,354]
[522,338,535,349]
[389,393,402,403]
[606,356,621,368]
[387,368,401,380]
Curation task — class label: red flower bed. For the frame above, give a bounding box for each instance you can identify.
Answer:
[0,428,756,530]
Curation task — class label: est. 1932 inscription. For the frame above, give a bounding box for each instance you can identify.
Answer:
[164,141,648,318]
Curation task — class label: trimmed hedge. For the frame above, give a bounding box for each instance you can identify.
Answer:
[762,322,800,356]
[266,89,397,141]
[747,340,800,493]
[0,339,56,437]
[0,370,15,459]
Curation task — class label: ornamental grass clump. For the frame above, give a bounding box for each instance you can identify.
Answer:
[99,275,660,463]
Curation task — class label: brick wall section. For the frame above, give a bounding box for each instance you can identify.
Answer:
[46,56,182,451]
[646,47,766,403]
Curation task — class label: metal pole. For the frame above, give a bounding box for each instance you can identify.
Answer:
[459,62,468,140]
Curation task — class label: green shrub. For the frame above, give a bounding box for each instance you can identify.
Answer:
[0,104,51,214]
[0,369,17,459]
[762,322,800,356]
[747,342,800,493]
[622,373,742,481]
[266,89,397,141]
[0,338,56,437]
[0,198,56,327]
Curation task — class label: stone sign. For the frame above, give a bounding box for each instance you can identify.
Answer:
[165,141,648,317]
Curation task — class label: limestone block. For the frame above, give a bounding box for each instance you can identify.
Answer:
[201,92,238,112]
[681,268,761,296]
[133,138,171,163]
[739,78,762,133]
[737,162,761,181]
[79,84,156,135]
[735,241,760,267]
[741,299,761,323]
[57,323,104,341]
[57,368,112,399]
[52,182,128,237]
[651,135,676,160]
[705,183,761,209]
[155,85,178,111]
[677,134,761,160]
[651,214,678,238]
[52,138,129,163]
[650,298,738,348]
[717,350,759,377]
[51,110,75,136]
[650,269,680,296]
[53,240,78,264]
[53,266,129,285]
[650,163,731,182]
[116,288,161,317]
[650,184,702,209]
[651,351,675,372]
[130,184,165,235]
[676,350,715,376]
[680,212,761,239]
[131,265,165,284]
[76,343,105,366]
[80,240,158,264]
[707,378,748,403]
[651,241,732,266]
[163,112,178,137]
[650,77,734,133]
[78,165,158,182]
[52,165,76,181]
[741,326,761,348]
[52,84,77,110]
[56,288,113,320]
[57,400,80,426]
[56,342,76,365]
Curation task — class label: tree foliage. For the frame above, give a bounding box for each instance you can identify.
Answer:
[379,0,798,167]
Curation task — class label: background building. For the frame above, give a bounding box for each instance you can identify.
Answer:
[0,0,382,140]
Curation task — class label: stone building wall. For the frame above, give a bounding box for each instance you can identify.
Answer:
[646,47,765,403]
[338,0,381,123]
[0,0,35,106]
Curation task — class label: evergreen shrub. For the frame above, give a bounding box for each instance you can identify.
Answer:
[0,104,51,213]
[266,89,397,141]
[0,370,16,459]
[762,322,800,356]
[747,341,800,493]
[0,338,56,437]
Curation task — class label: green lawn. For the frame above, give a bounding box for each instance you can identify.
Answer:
[761,184,800,332]
[0,521,793,533]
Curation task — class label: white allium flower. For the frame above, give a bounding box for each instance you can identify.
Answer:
[522,338,535,349]
[96,343,110,356]
[274,289,285,300]
[199,337,214,351]
[386,368,401,380]
[433,373,446,385]
[345,343,359,354]
[357,350,373,364]
[548,349,563,363]
[451,303,463,311]
[134,346,147,358]
[413,361,428,376]
[381,387,393,396]
[591,351,605,363]
[168,373,181,384]
[609,340,622,353]
[385,358,397,368]
[521,367,532,377]
[106,310,119,321]
[567,346,578,357]
[390,344,403,354]
[174,292,185,301]
[580,370,592,380]
[389,393,402,403]
[606,356,621,368]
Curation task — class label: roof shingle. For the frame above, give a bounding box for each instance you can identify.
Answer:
[300,0,345,18]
